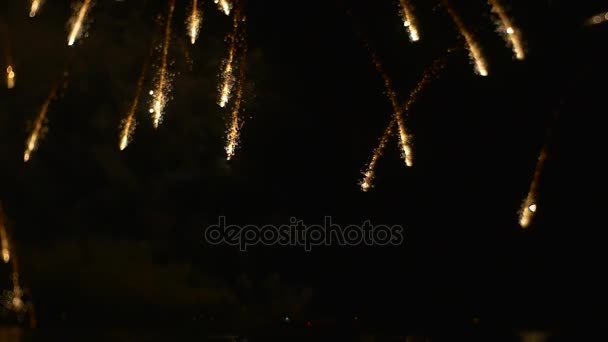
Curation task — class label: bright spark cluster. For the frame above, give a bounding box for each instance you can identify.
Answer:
[215,0,232,16]
[488,0,525,60]
[150,0,176,129]
[519,147,548,228]
[6,66,15,89]
[67,0,93,46]
[444,1,488,76]
[188,0,203,45]
[399,0,420,42]
[218,9,243,108]
[29,0,43,18]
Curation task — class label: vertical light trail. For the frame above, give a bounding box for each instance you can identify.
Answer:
[519,146,548,228]
[24,86,56,162]
[225,20,247,160]
[6,66,15,89]
[399,0,420,42]
[150,0,176,129]
[0,207,10,263]
[119,57,150,151]
[29,0,43,18]
[488,0,525,60]
[360,121,396,192]
[214,0,232,16]
[444,1,488,76]
[218,8,240,108]
[67,0,93,46]
[188,0,203,45]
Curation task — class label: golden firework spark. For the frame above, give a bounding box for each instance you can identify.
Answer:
[218,9,241,108]
[67,0,93,46]
[519,146,548,228]
[6,65,15,89]
[150,0,176,129]
[399,0,420,42]
[188,0,203,45]
[119,57,151,151]
[214,0,232,16]
[24,86,56,162]
[29,0,43,18]
[444,1,488,76]
[225,27,247,160]
[488,0,525,60]
[585,11,608,26]
[0,208,10,263]
[360,120,396,192]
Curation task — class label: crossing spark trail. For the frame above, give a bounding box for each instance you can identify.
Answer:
[119,55,151,151]
[29,0,43,18]
[150,0,176,129]
[399,0,420,42]
[488,0,525,60]
[188,0,203,44]
[24,86,57,162]
[67,0,93,46]
[444,1,488,76]
[218,7,241,108]
[215,0,232,16]
[360,121,396,192]
[519,146,547,228]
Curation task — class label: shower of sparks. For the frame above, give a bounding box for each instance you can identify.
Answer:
[0,210,10,263]
[585,11,608,26]
[444,1,488,76]
[150,0,176,129]
[188,0,203,44]
[399,0,420,42]
[6,66,15,89]
[24,86,56,162]
[519,146,548,228]
[218,8,241,108]
[225,24,247,160]
[29,0,43,17]
[214,0,232,16]
[67,0,93,46]
[119,58,151,151]
[488,0,525,60]
[360,121,396,192]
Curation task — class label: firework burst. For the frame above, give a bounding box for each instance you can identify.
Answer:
[67,0,94,46]
[150,0,176,129]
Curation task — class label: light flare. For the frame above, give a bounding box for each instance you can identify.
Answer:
[6,66,15,89]
[150,0,176,129]
[214,0,232,16]
[399,0,420,42]
[488,0,525,60]
[67,0,93,46]
[24,86,57,162]
[29,0,43,17]
[445,1,488,76]
[519,147,548,228]
[188,0,203,44]
[360,121,396,192]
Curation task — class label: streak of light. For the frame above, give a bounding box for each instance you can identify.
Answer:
[24,86,57,162]
[214,0,232,16]
[0,208,10,263]
[360,121,396,192]
[519,146,548,228]
[444,1,489,76]
[188,0,203,44]
[218,8,241,108]
[6,66,15,89]
[585,11,608,26]
[488,0,525,60]
[67,0,93,46]
[225,26,247,160]
[150,0,176,129]
[29,0,43,17]
[399,0,420,42]
[119,55,151,150]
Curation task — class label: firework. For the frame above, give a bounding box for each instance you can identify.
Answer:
[150,0,176,129]
[215,0,232,16]
[488,0,525,60]
[119,57,151,151]
[360,121,396,192]
[519,146,548,228]
[0,208,9,263]
[218,7,242,108]
[188,0,203,45]
[24,86,56,162]
[444,1,488,76]
[6,65,15,89]
[399,0,420,42]
[225,29,247,160]
[29,0,43,17]
[67,0,93,46]
[585,11,608,26]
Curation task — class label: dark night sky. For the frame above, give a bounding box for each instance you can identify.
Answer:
[0,0,607,333]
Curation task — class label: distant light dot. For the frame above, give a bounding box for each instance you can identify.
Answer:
[149,109,154,113]
[506,27,514,34]
[149,90,154,95]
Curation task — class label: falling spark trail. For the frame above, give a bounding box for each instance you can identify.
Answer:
[360,121,396,192]
[585,11,608,26]
[29,0,43,17]
[519,146,548,228]
[6,66,15,89]
[214,0,232,16]
[399,0,420,42]
[119,57,151,151]
[188,0,202,44]
[0,208,10,263]
[67,0,93,46]
[488,0,525,60]
[150,0,176,129]
[24,86,56,162]
[225,77,243,160]
[218,9,240,108]
[444,1,488,76]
